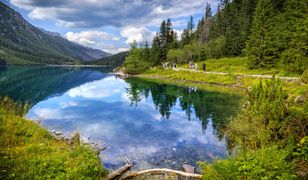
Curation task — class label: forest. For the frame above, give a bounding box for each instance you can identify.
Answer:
[123,0,307,75]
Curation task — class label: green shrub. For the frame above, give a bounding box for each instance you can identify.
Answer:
[301,70,308,83]
[200,146,297,180]
[203,36,226,59]
[280,48,307,74]
[227,77,288,149]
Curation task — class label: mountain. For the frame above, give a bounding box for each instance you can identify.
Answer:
[0,2,110,65]
[91,51,129,67]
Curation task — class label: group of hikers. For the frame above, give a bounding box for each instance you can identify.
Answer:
[163,62,177,69]
[163,60,207,72]
[189,60,207,72]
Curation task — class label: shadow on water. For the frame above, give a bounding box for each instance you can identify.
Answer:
[0,66,112,106]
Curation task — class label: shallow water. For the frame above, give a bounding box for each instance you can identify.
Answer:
[0,66,241,171]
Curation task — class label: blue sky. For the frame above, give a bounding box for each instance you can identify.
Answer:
[2,0,219,54]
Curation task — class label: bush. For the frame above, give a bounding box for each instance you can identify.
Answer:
[124,60,151,75]
[200,146,297,180]
[227,77,288,149]
[280,48,307,74]
[301,70,308,83]
[167,49,184,64]
[203,36,226,59]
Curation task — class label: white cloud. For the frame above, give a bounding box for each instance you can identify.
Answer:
[65,31,118,46]
[173,29,183,40]
[65,31,126,53]
[10,0,219,28]
[120,26,155,44]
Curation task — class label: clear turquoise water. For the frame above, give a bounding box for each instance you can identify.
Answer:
[0,66,241,171]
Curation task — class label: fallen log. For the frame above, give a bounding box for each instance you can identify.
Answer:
[107,156,133,180]
[121,168,203,179]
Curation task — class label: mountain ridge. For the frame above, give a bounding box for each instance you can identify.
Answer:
[0,2,110,64]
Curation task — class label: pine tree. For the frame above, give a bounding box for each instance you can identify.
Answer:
[280,0,308,73]
[143,41,150,61]
[224,0,242,56]
[209,4,223,39]
[188,16,195,33]
[181,16,195,47]
[246,0,284,68]
[238,0,257,51]
[159,20,168,62]
[150,35,160,65]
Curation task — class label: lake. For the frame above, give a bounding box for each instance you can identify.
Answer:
[0,66,242,172]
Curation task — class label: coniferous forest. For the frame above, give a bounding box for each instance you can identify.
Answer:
[124,0,307,74]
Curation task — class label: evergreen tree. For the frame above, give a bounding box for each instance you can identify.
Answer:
[150,35,160,65]
[280,0,308,73]
[208,4,223,39]
[224,0,242,56]
[238,0,257,51]
[246,0,283,68]
[143,41,150,61]
[181,16,195,47]
[188,16,195,33]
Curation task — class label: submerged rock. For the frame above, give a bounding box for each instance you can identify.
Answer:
[182,164,195,174]
[54,131,62,136]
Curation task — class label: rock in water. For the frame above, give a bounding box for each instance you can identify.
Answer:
[54,131,62,136]
[182,164,195,174]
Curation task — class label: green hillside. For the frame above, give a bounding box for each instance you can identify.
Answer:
[0,2,109,65]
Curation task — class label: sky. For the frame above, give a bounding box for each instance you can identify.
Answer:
[2,0,219,54]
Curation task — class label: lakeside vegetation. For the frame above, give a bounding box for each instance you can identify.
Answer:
[0,97,107,179]
[201,77,307,179]
[120,0,307,178]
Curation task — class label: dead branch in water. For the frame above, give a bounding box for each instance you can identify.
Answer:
[121,168,203,179]
[107,156,133,180]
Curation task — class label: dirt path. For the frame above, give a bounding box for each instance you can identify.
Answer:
[175,68,299,82]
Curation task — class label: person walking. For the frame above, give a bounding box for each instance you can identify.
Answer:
[202,63,206,72]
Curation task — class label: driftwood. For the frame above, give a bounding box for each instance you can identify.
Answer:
[121,168,203,179]
[107,156,133,180]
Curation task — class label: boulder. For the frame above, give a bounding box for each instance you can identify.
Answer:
[182,164,195,174]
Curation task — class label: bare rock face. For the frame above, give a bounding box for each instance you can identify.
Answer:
[182,164,195,174]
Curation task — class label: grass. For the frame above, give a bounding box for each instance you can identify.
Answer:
[139,56,306,95]
[0,97,107,179]
[178,57,300,77]
[142,68,237,86]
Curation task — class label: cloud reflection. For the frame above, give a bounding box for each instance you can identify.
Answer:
[26,75,232,170]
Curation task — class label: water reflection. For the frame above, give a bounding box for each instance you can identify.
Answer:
[0,67,242,171]
[0,66,112,105]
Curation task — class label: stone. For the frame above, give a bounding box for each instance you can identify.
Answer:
[294,95,305,105]
[182,164,195,174]
[54,131,62,136]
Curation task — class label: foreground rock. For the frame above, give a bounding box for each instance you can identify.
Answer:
[183,164,195,174]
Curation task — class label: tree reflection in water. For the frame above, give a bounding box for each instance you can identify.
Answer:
[125,78,242,139]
